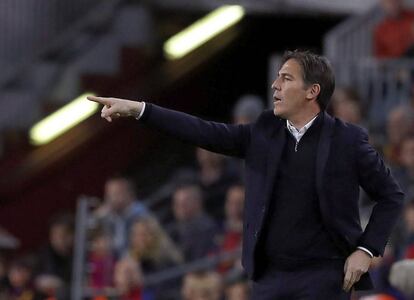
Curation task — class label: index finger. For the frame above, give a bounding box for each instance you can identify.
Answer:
[87,95,111,105]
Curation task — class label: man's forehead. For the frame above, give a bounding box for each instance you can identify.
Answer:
[278,59,301,75]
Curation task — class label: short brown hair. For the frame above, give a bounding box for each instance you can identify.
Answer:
[281,50,335,111]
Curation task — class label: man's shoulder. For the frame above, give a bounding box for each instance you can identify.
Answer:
[330,115,366,138]
[254,109,284,129]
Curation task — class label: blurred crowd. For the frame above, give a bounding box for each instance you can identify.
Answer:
[2,0,414,299]
[0,82,412,300]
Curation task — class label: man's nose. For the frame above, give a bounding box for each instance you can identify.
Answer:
[271,78,280,90]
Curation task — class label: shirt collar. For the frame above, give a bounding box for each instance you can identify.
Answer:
[286,114,319,142]
[286,114,318,133]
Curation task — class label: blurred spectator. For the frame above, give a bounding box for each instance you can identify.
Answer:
[168,184,219,262]
[393,136,414,199]
[122,216,182,300]
[0,258,41,300]
[0,226,20,250]
[113,258,143,300]
[374,0,414,58]
[170,147,240,220]
[232,94,264,125]
[35,214,73,298]
[34,274,64,300]
[389,259,414,299]
[195,148,241,219]
[224,280,250,300]
[229,94,264,182]
[87,228,116,290]
[359,294,398,300]
[329,87,363,125]
[95,176,150,256]
[181,271,222,300]
[125,216,182,274]
[401,199,414,259]
[217,184,244,273]
[0,256,6,287]
[384,106,414,166]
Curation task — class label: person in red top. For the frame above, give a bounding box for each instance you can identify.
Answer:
[374,0,414,58]
[217,184,245,273]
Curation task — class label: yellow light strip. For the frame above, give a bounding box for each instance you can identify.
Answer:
[164,5,245,60]
[30,93,97,145]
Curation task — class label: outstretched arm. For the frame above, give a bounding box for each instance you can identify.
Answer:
[87,96,251,158]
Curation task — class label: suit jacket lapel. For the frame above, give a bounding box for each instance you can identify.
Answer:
[316,112,335,201]
[262,118,286,212]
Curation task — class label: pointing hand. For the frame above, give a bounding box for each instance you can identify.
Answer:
[87,96,143,122]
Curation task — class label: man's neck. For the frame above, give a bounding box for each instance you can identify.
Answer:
[288,109,321,130]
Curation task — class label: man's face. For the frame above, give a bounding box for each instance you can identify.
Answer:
[271,59,310,119]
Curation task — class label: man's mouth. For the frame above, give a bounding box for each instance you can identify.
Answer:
[273,96,282,102]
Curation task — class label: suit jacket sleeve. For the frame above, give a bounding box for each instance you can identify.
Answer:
[356,128,404,256]
[139,103,251,158]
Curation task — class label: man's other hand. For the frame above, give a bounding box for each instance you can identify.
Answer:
[342,249,372,292]
[87,96,143,122]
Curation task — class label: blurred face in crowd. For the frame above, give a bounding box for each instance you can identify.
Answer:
[196,148,223,169]
[50,224,73,256]
[386,108,413,146]
[104,179,134,213]
[404,203,414,232]
[381,0,403,17]
[173,187,202,222]
[114,259,142,294]
[335,101,361,124]
[91,234,112,257]
[330,90,361,124]
[400,138,414,171]
[272,59,320,121]
[182,273,222,300]
[234,115,251,125]
[35,275,63,296]
[130,221,155,253]
[9,265,31,288]
[225,185,245,221]
[225,282,250,300]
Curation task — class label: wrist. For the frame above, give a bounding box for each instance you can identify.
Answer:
[129,101,143,118]
[356,247,374,259]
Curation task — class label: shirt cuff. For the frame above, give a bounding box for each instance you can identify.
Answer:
[135,102,146,120]
[357,246,374,258]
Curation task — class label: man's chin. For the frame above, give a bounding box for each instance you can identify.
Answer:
[273,107,284,118]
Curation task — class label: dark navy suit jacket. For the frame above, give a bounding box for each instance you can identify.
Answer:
[140,103,404,290]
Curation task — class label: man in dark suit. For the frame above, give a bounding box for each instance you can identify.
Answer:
[88,50,404,299]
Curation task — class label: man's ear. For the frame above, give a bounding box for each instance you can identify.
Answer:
[306,84,321,101]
